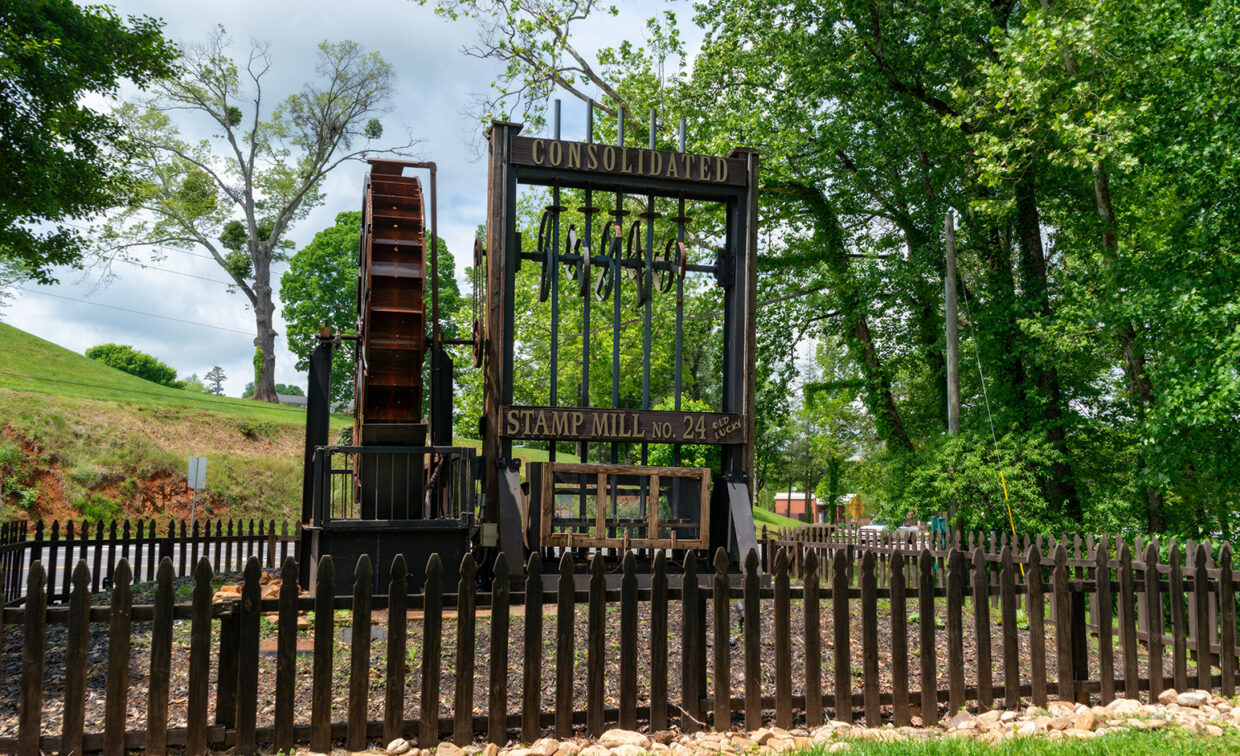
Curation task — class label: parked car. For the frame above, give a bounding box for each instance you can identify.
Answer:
[858,519,921,545]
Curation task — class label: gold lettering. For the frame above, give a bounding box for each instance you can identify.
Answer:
[700,154,711,181]
[621,148,632,174]
[532,139,545,166]
[649,151,662,176]
[533,411,548,436]
[587,144,599,170]
[716,157,728,183]
[572,412,584,435]
[617,412,627,437]
[633,412,643,438]
[603,146,616,171]
[608,412,618,436]
[593,413,609,436]
[551,411,570,436]
[666,154,679,178]
[549,141,562,167]
[506,409,519,436]
[682,154,691,178]
[521,409,532,435]
[567,142,581,170]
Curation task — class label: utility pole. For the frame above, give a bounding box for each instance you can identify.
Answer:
[944,212,961,529]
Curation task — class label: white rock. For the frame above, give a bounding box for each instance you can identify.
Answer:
[1178,690,1210,708]
[1158,688,1179,705]
[437,744,464,756]
[388,739,412,756]
[827,743,850,753]
[598,731,651,750]
[529,739,560,756]
[610,745,646,756]
[1107,698,1142,715]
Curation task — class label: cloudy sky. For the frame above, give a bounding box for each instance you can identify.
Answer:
[6,0,693,397]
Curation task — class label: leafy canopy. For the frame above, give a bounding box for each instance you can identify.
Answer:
[0,0,176,282]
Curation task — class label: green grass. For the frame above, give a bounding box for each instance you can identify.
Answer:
[753,505,809,531]
[0,321,342,424]
[805,727,1240,755]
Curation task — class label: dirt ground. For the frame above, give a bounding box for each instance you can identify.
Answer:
[0,566,1179,742]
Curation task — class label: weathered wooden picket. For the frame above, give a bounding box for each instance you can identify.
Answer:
[1,535,1238,754]
[1,519,299,603]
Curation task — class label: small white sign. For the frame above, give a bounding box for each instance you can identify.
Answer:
[187,456,207,490]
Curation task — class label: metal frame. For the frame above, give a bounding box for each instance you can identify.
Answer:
[482,103,760,564]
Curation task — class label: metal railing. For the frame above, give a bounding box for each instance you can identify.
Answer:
[311,445,477,525]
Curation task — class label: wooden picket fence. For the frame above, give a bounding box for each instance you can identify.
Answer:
[0,518,299,603]
[3,536,1239,754]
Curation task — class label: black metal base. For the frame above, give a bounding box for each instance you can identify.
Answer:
[301,520,474,596]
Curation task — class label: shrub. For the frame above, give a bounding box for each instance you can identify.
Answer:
[85,343,180,387]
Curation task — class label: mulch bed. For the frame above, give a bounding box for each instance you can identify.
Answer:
[0,569,1170,741]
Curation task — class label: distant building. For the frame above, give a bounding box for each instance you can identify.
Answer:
[276,393,308,408]
[772,491,829,522]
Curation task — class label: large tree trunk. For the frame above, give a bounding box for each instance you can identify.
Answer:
[1014,177,1080,518]
[1093,168,1165,531]
[251,257,280,403]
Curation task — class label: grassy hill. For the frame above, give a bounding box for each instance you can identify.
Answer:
[0,322,549,523]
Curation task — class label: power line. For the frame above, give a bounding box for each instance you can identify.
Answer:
[0,370,308,414]
[16,287,282,341]
[114,258,238,286]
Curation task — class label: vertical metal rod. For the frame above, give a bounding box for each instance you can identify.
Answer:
[640,108,655,525]
[580,100,595,529]
[550,99,562,464]
[671,118,686,520]
[611,107,625,530]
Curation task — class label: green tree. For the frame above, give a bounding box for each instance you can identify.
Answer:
[85,343,179,387]
[0,0,177,283]
[204,365,226,396]
[100,28,417,403]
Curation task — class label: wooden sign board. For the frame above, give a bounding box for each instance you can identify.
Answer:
[500,405,746,444]
[510,136,748,188]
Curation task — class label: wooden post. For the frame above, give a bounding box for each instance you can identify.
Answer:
[743,549,761,729]
[236,558,262,754]
[804,550,823,727]
[1028,544,1047,708]
[18,562,46,755]
[521,552,543,740]
[833,548,851,723]
[1145,541,1165,702]
[349,555,375,752]
[972,547,993,711]
[587,554,606,736]
[681,553,701,733]
[103,561,132,756]
[713,548,731,731]
[421,554,444,747]
[890,550,910,726]
[774,549,793,729]
[186,559,213,755]
[651,551,669,730]
[861,550,880,726]
[311,555,336,753]
[556,553,576,738]
[275,556,300,753]
[1095,542,1114,704]
[488,554,511,745]
[62,561,91,756]
[918,549,937,724]
[1000,546,1020,710]
[1118,543,1139,700]
[1220,544,1236,698]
